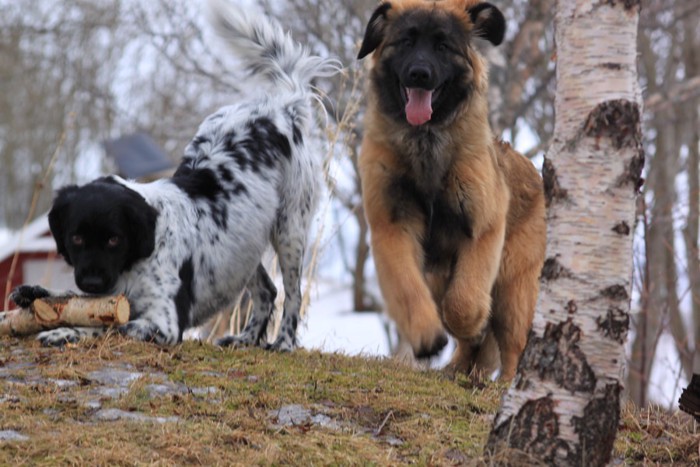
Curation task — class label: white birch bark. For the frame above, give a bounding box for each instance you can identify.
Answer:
[486,1,643,465]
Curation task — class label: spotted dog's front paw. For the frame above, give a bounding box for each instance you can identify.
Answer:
[118,320,174,345]
[264,335,298,352]
[36,327,105,347]
[37,327,82,347]
[215,332,259,348]
[9,285,51,308]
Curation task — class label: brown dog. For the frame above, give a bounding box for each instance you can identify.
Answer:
[357,0,546,380]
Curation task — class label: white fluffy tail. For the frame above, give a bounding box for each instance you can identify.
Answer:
[207,0,338,92]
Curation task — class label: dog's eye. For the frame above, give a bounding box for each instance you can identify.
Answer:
[436,42,449,52]
[107,236,120,248]
[71,235,83,246]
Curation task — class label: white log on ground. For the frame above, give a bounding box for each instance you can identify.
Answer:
[0,295,130,337]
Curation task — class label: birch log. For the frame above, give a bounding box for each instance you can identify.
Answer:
[0,295,130,336]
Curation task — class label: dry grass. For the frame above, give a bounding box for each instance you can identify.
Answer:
[615,403,699,465]
[0,335,697,466]
[0,335,500,466]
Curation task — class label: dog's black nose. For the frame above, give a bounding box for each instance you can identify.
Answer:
[406,64,433,88]
[78,276,107,293]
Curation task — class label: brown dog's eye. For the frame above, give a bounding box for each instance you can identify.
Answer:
[107,236,120,248]
[399,37,413,48]
[71,235,83,246]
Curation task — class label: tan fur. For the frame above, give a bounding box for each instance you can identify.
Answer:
[358,0,546,380]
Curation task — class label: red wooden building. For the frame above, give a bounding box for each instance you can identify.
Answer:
[0,215,75,310]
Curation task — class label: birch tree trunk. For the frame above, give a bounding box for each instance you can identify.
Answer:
[485,1,643,465]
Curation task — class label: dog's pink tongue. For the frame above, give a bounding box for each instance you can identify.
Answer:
[405,88,433,126]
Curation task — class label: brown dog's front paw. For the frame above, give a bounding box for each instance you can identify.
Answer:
[401,309,449,359]
[414,331,448,359]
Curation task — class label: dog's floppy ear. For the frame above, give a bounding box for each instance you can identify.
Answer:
[122,193,158,268]
[48,185,80,265]
[358,2,392,60]
[468,2,506,46]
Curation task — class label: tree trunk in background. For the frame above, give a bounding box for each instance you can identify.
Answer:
[352,201,378,312]
[629,125,678,406]
[487,0,556,142]
[627,1,700,402]
[683,12,700,374]
[486,1,643,465]
[687,112,700,374]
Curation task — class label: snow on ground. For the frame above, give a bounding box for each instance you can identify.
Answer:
[297,279,455,369]
[298,281,391,358]
[0,229,9,247]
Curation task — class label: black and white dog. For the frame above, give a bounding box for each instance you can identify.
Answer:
[10,0,337,349]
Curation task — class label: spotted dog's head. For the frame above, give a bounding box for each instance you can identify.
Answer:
[358,0,505,127]
[48,178,157,294]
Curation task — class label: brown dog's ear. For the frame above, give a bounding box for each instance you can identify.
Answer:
[48,185,80,265]
[357,2,392,60]
[468,2,506,46]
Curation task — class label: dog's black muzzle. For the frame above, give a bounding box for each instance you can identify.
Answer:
[75,269,114,294]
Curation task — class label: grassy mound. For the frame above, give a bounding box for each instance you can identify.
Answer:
[0,336,696,465]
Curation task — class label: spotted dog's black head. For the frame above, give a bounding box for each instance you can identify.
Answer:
[48,178,158,294]
[358,0,505,127]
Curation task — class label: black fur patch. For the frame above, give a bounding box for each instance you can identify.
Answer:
[357,2,392,59]
[249,117,292,160]
[226,117,292,173]
[254,265,277,343]
[423,194,473,268]
[218,164,234,183]
[172,166,224,201]
[174,257,195,337]
[9,285,51,308]
[388,176,472,268]
[286,109,303,145]
[415,333,449,359]
[468,3,506,46]
[189,135,211,156]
